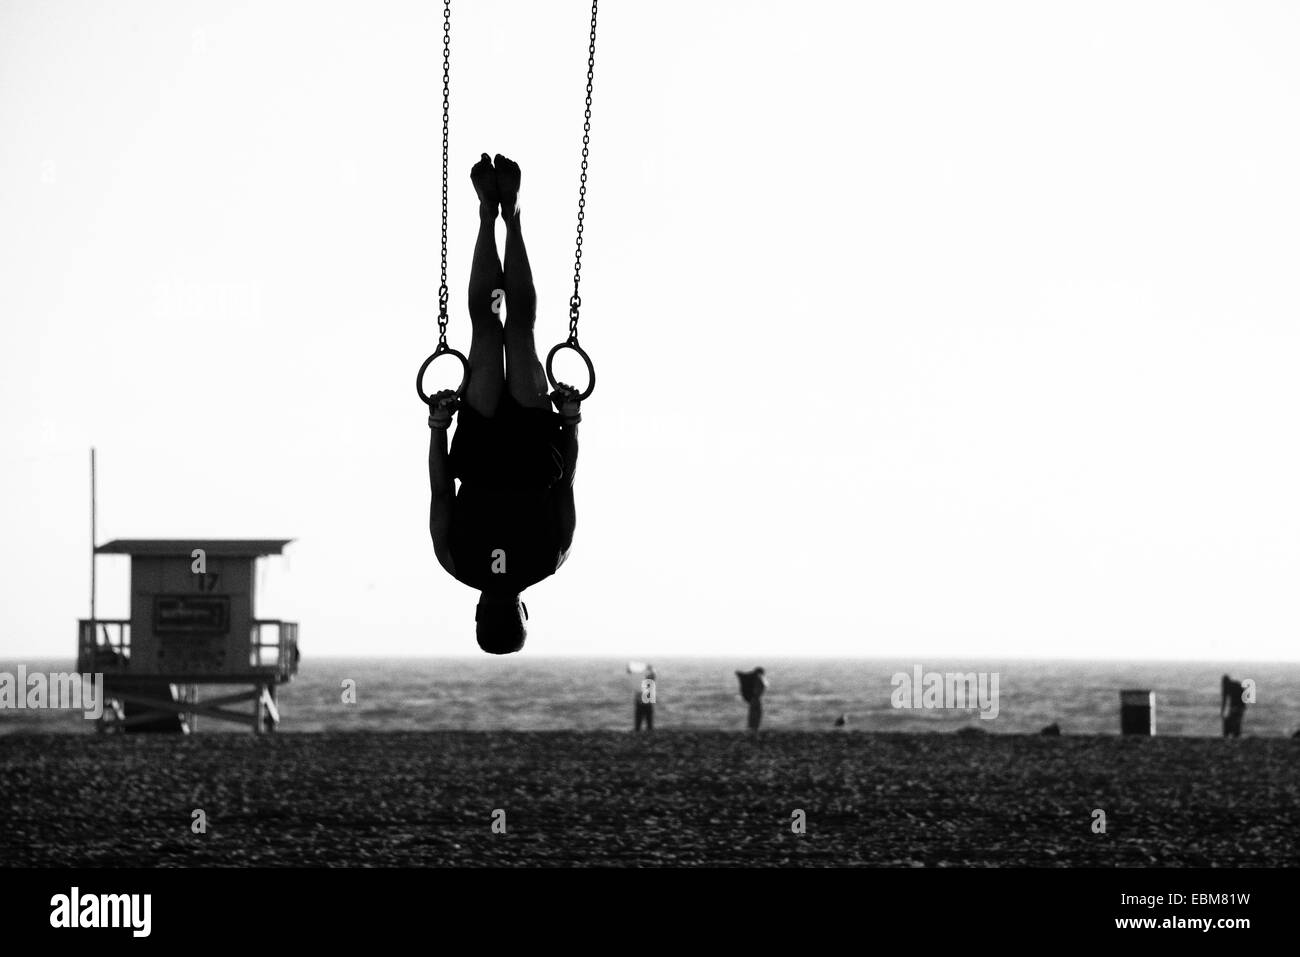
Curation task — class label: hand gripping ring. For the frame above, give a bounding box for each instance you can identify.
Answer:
[416,344,470,405]
[546,339,595,401]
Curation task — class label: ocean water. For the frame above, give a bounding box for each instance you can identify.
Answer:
[2,657,1299,737]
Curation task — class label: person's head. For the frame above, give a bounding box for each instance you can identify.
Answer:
[755,667,765,675]
[476,592,527,655]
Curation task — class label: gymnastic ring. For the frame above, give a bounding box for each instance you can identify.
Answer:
[546,339,596,401]
[416,345,470,405]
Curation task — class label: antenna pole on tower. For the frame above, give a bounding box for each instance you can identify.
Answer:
[90,447,97,624]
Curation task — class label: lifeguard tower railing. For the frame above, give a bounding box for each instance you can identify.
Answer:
[250,620,299,676]
[77,618,132,672]
[77,619,300,682]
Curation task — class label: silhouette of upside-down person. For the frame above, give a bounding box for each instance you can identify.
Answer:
[427,154,582,654]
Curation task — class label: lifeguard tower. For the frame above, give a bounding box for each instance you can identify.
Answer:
[77,539,300,734]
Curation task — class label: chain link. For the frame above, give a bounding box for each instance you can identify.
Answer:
[437,0,451,348]
[568,0,598,342]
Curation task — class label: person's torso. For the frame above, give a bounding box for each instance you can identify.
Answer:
[634,676,657,705]
[449,485,569,592]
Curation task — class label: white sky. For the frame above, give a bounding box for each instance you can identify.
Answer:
[2,1,1298,660]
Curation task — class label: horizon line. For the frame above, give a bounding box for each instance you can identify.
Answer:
[3,652,1298,665]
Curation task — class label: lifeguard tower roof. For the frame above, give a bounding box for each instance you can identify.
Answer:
[95,539,293,558]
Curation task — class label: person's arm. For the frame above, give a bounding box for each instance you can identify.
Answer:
[553,432,577,554]
[427,391,458,575]
[558,420,579,487]
[551,384,581,487]
[551,386,581,553]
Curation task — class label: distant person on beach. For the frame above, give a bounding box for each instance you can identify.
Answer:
[634,665,656,732]
[1221,675,1247,738]
[736,667,768,733]
[427,154,583,655]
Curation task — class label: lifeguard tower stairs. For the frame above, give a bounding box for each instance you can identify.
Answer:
[77,539,299,734]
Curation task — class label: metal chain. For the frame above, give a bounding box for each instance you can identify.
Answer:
[568,0,598,342]
[437,0,451,349]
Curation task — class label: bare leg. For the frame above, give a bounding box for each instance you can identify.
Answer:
[466,153,505,417]
[495,155,551,411]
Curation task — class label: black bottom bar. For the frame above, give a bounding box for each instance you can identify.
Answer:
[1,867,1286,943]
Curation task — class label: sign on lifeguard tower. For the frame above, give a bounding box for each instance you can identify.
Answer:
[77,539,300,734]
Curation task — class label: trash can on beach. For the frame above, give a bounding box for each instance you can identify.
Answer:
[1119,689,1156,735]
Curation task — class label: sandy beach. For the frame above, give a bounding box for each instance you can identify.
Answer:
[2,731,1296,867]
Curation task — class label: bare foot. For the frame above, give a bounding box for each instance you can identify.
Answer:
[471,152,499,209]
[494,154,521,217]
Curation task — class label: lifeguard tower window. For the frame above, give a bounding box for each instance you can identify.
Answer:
[79,538,300,734]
